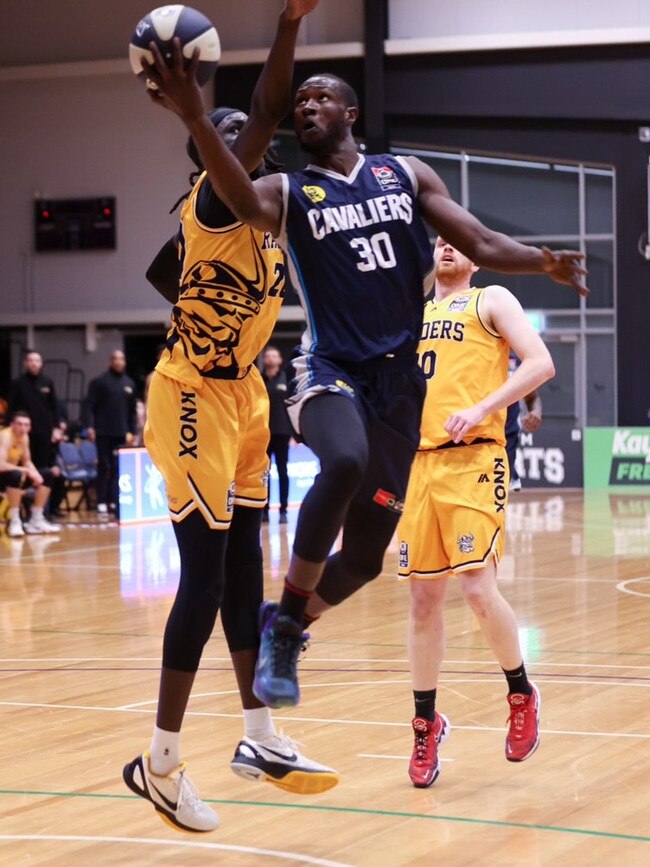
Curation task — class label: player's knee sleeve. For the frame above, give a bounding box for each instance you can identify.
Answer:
[221,506,263,652]
[3,470,23,489]
[162,509,228,672]
[316,508,400,606]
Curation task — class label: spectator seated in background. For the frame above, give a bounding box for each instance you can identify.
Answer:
[0,411,62,537]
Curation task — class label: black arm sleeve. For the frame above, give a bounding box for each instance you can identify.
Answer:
[146,237,182,304]
[195,176,240,229]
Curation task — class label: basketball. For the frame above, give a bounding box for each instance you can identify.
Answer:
[128,5,221,87]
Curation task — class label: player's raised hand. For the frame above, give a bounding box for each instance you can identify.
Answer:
[541,247,589,297]
[283,0,320,20]
[141,38,205,122]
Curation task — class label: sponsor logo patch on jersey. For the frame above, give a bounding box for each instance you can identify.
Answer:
[302,185,327,203]
[335,379,354,395]
[373,488,404,513]
[371,165,401,190]
[448,295,472,312]
[399,540,409,569]
[457,531,475,553]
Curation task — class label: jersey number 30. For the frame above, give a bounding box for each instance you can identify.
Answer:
[350,232,397,272]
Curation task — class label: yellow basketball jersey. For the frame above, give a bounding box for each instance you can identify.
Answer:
[1,428,25,465]
[418,287,509,449]
[157,172,285,389]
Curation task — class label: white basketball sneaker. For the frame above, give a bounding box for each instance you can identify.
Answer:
[123,752,219,833]
[230,732,339,794]
[24,516,61,534]
[7,517,25,538]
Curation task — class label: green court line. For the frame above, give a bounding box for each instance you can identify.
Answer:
[1,789,648,844]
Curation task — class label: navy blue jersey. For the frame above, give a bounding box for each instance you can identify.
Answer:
[278,154,434,363]
[505,352,521,436]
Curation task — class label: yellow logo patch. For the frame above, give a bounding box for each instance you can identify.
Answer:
[335,379,354,394]
[302,185,326,203]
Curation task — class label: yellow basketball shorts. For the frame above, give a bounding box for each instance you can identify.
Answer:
[398,442,509,579]
[144,367,270,529]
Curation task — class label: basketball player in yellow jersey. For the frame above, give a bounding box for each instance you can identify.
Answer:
[123,1,338,836]
[399,237,555,788]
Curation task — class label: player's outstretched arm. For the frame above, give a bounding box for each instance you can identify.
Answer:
[143,40,283,236]
[407,157,588,297]
[235,0,320,173]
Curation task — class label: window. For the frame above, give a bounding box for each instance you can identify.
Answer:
[392,145,617,426]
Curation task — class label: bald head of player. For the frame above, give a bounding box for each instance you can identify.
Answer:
[293,74,359,156]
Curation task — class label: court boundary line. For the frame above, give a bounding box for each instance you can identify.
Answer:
[0,834,350,866]
[1,697,649,739]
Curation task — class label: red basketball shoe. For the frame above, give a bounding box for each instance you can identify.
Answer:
[408,712,450,788]
[505,682,540,762]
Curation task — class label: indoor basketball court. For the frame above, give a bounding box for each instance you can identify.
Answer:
[2,491,650,865]
[2,0,650,864]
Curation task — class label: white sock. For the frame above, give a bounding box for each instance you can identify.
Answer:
[149,725,181,775]
[9,508,21,521]
[31,506,44,520]
[243,707,276,742]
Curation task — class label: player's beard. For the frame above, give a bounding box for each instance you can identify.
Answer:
[299,116,349,156]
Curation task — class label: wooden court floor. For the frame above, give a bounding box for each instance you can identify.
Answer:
[1,489,650,865]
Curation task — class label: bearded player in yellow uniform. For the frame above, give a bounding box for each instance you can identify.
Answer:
[122,1,338,835]
[399,237,555,788]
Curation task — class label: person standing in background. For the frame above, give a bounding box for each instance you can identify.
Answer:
[86,350,137,515]
[506,352,543,492]
[9,350,66,519]
[261,346,292,524]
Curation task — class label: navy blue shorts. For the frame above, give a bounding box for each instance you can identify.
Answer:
[287,351,426,512]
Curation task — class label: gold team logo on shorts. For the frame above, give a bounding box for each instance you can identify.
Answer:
[457,532,475,554]
[335,379,354,394]
[302,185,327,203]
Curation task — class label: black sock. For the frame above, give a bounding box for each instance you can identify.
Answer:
[503,663,532,696]
[279,577,311,625]
[413,689,437,722]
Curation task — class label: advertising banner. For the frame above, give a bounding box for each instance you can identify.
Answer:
[118,448,168,523]
[118,443,320,522]
[514,426,583,488]
[584,428,650,488]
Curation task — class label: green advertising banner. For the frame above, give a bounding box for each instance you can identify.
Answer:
[584,427,650,488]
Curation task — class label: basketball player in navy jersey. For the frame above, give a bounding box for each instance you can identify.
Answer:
[142,48,587,710]
[124,3,341,837]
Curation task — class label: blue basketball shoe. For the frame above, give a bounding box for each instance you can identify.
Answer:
[253,601,307,709]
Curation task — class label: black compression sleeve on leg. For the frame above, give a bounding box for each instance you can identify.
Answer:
[221,506,264,653]
[162,508,228,672]
[293,393,369,563]
[315,501,400,606]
